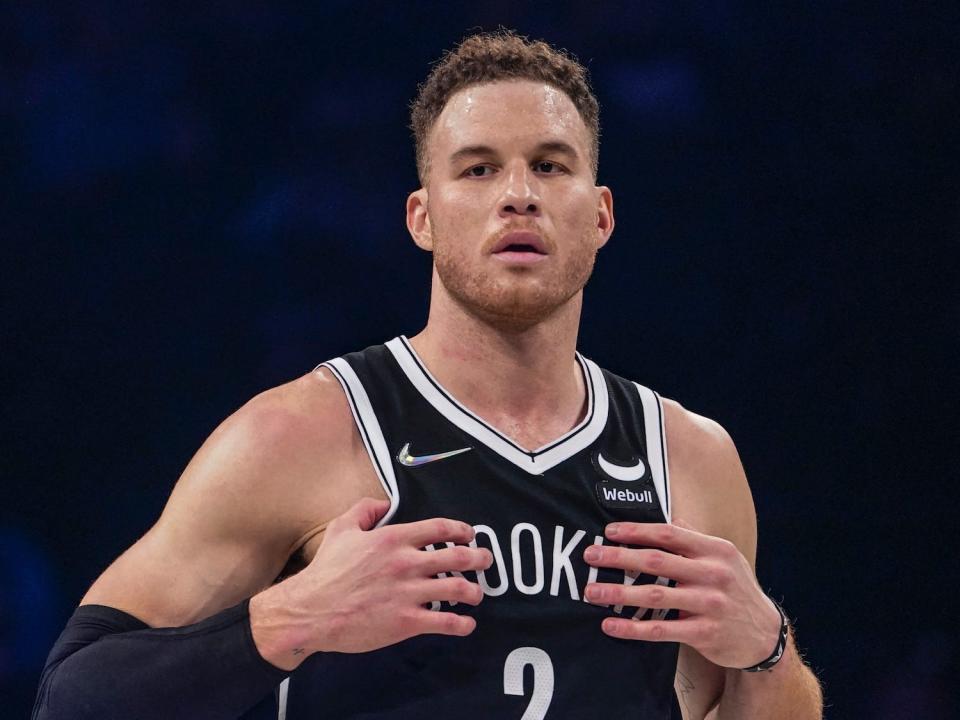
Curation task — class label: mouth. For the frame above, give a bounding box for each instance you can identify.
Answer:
[491,231,548,263]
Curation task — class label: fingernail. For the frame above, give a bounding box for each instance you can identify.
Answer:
[606,524,620,537]
[603,617,621,633]
[586,585,604,601]
[584,546,601,562]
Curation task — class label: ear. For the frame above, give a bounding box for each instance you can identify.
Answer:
[406,188,433,252]
[595,186,615,250]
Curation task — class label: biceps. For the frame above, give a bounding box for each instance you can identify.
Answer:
[675,644,724,720]
[81,520,287,628]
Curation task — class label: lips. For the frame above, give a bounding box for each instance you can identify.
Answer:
[491,231,547,255]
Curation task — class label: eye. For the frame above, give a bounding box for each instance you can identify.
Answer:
[464,165,495,178]
[534,161,564,174]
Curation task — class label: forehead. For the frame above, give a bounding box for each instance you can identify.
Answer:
[430,80,589,157]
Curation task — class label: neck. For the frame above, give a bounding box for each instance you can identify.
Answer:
[408,273,586,450]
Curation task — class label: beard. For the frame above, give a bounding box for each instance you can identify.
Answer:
[431,224,599,331]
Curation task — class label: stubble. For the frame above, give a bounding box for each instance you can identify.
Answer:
[431,223,600,332]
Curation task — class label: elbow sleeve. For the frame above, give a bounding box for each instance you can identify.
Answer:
[32,599,287,720]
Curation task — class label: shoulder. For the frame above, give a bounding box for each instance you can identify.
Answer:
[659,397,758,564]
[660,397,739,472]
[214,366,356,463]
[161,366,363,545]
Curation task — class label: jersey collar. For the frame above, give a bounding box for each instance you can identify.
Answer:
[385,336,609,475]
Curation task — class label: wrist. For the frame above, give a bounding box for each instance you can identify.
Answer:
[741,597,789,672]
[249,580,314,672]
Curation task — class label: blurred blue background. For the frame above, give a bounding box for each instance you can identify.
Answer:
[3,2,957,717]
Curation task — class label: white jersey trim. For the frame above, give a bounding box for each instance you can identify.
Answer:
[634,383,671,522]
[385,336,609,476]
[277,677,289,720]
[319,358,400,527]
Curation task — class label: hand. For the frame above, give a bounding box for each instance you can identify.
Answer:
[582,519,781,669]
[251,497,493,669]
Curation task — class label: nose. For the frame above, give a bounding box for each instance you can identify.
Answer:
[498,164,541,218]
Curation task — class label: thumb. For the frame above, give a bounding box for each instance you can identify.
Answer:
[337,496,391,532]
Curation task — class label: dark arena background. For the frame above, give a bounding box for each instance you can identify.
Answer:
[3,3,957,718]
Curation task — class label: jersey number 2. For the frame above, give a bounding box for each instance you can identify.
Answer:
[503,647,554,719]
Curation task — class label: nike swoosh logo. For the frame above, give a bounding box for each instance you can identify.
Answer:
[397,442,472,467]
[598,452,646,481]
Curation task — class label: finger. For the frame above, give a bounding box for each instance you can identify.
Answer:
[395,517,476,547]
[406,609,477,638]
[601,617,703,644]
[333,497,391,533]
[672,517,701,533]
[584,545,704,584]
[415,577,485,606]
[605,522,714,557]
[585,582,708,614]
[420,545,493,575]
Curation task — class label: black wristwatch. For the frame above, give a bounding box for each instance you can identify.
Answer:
[741,599,789,672]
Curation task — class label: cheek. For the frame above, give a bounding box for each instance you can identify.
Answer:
[431,192,494,250]
[432,188,480,227]
[559,195,600,239]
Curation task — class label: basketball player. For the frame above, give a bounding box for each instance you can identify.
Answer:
[33,31,822,719]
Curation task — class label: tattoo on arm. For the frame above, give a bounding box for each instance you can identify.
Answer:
[677,670,695,712]
[292,647,305,656]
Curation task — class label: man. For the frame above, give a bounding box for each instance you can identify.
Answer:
[34,31,822,719]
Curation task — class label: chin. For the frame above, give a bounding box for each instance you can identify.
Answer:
[434,248,594,330]
[456,283,576,331]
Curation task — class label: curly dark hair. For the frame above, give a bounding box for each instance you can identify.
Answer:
[410,29,600,185]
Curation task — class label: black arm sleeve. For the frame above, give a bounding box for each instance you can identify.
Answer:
[32,599,288,720]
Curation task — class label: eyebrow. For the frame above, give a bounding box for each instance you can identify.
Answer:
[448,140,580,166]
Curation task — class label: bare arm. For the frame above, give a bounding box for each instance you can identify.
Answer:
[674,410,823,720]
[36,369,492,718]
[34,374,346,719]
[583,400,822,719]
[80,378,332,626]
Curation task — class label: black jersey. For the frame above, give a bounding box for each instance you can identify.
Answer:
[279,337,681,719]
